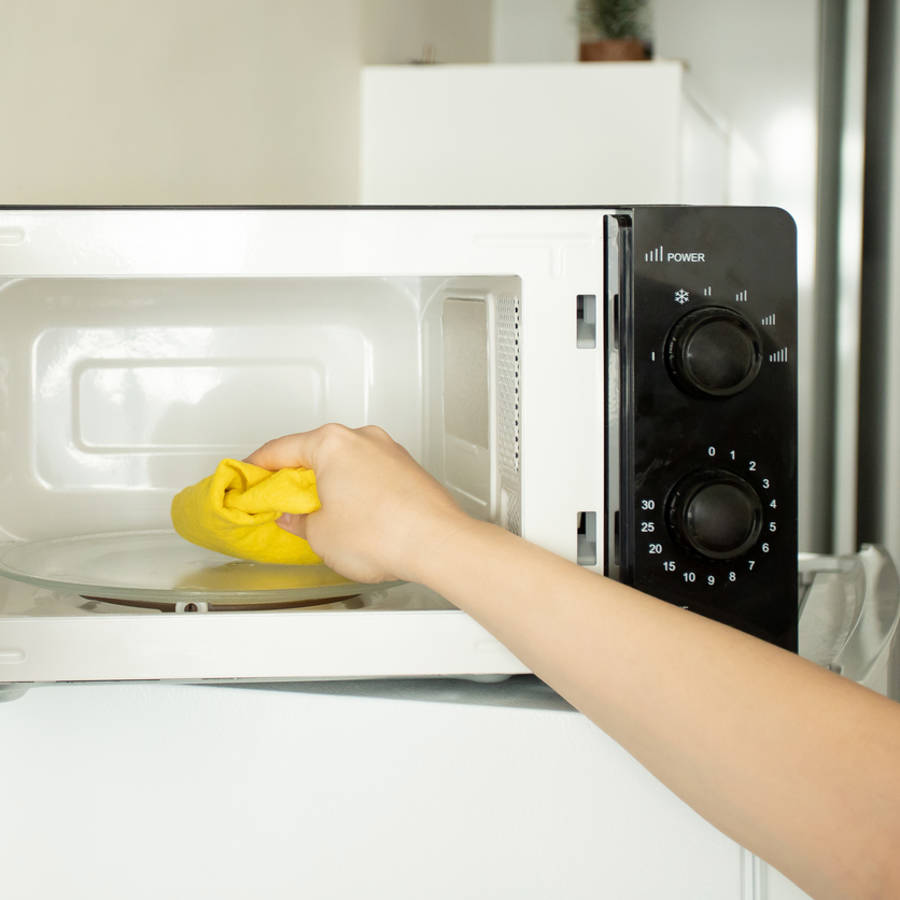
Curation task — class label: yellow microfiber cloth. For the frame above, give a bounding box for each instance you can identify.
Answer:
[171,458,322,565]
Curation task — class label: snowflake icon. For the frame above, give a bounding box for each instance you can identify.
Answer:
[674,289,690,305]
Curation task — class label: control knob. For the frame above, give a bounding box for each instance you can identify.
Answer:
[666,471,763,560]
[666,307,762,397]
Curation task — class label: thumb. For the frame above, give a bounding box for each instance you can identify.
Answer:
[275,512,309,539]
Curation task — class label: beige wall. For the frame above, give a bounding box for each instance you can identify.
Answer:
[362,0,492,64]
[0,0,498,204]
[0,0,362,204]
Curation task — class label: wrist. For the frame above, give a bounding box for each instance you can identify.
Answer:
[396,510,491,586]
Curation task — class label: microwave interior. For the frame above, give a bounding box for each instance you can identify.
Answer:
[0,274,523,618]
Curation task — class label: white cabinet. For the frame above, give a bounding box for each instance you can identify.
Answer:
[361,62,748,206]
[2,679,752,900]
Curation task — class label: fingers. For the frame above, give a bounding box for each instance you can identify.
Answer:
[244,423,394,471]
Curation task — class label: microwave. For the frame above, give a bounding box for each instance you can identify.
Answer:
[0,206,797,696]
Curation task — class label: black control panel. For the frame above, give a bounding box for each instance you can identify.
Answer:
[608,207,797,651]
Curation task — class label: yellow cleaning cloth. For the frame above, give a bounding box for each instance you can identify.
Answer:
[171,458,322,565]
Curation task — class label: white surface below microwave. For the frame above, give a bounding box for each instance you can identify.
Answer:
[0,677,808,900]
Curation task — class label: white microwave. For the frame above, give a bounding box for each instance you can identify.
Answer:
[0,206,797,696]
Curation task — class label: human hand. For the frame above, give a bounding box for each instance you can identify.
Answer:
[243,424,470,584]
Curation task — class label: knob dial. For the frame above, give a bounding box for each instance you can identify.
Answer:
[666,307,762,397]
[667,471,763,560]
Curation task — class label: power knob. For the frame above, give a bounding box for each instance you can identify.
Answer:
[666,306,762,397]
[666,471,763,560]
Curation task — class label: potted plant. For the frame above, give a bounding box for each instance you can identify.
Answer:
[577,0,651,62]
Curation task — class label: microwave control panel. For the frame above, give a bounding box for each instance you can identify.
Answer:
[607,206,798,651]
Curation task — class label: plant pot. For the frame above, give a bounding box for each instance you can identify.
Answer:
[579,38,649,61]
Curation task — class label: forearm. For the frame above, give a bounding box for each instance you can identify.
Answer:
[410,518,900,900]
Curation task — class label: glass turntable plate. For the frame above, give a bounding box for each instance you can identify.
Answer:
[0,530,397,610]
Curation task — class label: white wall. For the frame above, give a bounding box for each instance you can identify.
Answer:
[650,0,820,552]
[492,0,578,63]
[0,0,362,204]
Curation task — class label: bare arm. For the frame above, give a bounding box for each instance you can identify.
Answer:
[247,424,900,900]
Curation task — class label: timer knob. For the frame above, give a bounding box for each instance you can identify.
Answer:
[666,307,762,397]
[667,471,763,560]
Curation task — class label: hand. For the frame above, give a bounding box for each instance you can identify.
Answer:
[244,424,469,584]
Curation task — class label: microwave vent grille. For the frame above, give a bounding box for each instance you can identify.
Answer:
[495,291,521,535]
